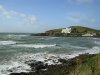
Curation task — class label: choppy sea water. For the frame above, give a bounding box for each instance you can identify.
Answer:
[0,33,100,75]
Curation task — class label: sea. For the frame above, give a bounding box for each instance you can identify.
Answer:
[0,33,100,75]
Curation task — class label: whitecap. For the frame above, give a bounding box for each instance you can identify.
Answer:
[0,45,100,75]
[16,52,61,66]
[0,53,61,75]
[7,34,28,37]
[0,41,17,45]
[0,61,31,75]
[0,46,100,75]
[12,44,56,48]
[85,46,100,54]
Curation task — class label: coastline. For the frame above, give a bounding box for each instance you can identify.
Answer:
[10,53,100,75]
[0,35,100,75]
[31,33,100,38]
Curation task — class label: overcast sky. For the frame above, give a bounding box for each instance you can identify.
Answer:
[0,0,100,33]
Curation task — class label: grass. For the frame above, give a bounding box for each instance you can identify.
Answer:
[44,26,100,37]
[69,53,100,75]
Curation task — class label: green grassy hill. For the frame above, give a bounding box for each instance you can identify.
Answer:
[45,26,100,37]
[31,26,100,37]
[70,26,100,33]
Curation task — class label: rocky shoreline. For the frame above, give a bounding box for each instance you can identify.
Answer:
[10,53,96,75]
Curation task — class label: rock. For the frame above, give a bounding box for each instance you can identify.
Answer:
[25,60,47,71]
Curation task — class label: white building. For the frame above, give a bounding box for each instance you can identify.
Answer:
[82,33,96,37]
[61,27,71,33]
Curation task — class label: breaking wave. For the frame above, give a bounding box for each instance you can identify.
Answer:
[7,34,28,38]
[0,45,100,75]
[0,36,100,75]
[0,41,17,45]
[12,44,57,48]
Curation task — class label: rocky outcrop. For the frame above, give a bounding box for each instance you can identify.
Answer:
[10,54,96,75]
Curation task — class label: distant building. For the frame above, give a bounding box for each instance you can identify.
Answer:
[82,33,96,37]
[61,27,71,33]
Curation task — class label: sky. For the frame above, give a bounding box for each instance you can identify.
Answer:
[0,0,100,33]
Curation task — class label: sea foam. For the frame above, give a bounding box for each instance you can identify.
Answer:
[0,41,17,45]
[7,34,28,38]
[0,61,31,75]
[0,41,100,75]
[0,53,61,75]
[12,44,56,48]
[0,45,100,75]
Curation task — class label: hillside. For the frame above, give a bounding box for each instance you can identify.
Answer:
[45,26,100,37]
[32,26,100,37]
[70,26,100,34]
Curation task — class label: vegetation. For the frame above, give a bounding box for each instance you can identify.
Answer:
[44,26,100,37]
[31,26,100,37]
[69,53,100,75]
[70,26,100,33]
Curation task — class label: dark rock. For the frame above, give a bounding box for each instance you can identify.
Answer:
[10,72,28,75]
[25,60,47,71]
[58,59,68,64]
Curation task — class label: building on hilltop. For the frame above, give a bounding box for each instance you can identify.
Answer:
[82,33,96,37]
[61,27,71,34]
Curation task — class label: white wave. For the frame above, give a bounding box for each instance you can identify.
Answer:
[8,34,28,37]
[0,53,61,75]
[16,46,100,67]
[12,44,56,48]
[67,46,100,58]
[7,34,29,39]
[0,41,17,45]
[18,53,61,65]
[85,46,100,54]
[0,45,100,75]
[48,37,59,39]
[0,61,31,75]
[66,46,100,59]
[45,37,60,40]
[39,37,59,40]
